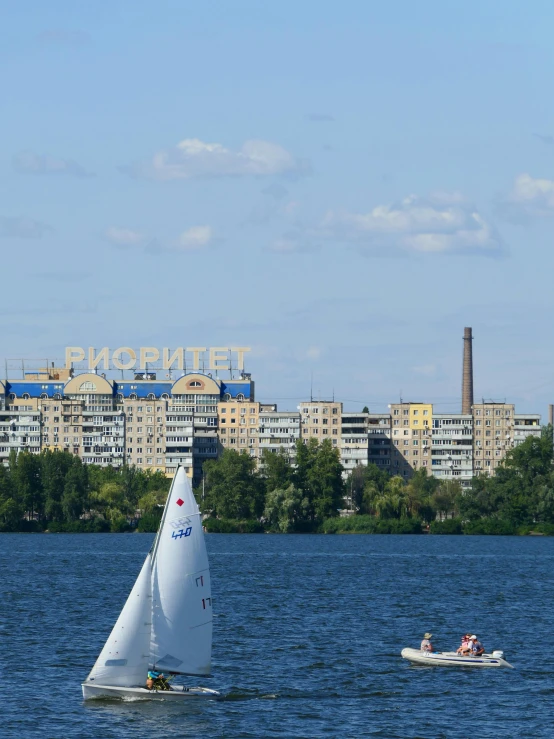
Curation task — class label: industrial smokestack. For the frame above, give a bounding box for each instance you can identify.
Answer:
[462,327,474,415]
[549,404,554,426]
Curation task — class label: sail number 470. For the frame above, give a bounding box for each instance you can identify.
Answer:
[172,527,192,539]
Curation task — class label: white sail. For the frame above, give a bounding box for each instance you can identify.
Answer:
[149,467,212,676]
[85,554,152,687]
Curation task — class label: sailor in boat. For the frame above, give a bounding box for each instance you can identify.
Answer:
[420,633,434,652]
[469,635,485,656]
[146,671,172,691]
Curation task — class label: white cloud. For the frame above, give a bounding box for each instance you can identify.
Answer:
[0,216,53,239]
[321,193,502,255]
[122,137,307,181]
[413,364,437,377]
[13,150,93,178]
[271,237,299,253]
[503,173,554,217]
[305,346,322,360]
[177,226,213,250]
[105,227,147,247]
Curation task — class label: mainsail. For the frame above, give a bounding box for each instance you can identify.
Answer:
[85,466,212,687]
[150,467,212,676]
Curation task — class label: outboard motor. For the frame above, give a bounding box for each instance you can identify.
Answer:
[492,650,504,659]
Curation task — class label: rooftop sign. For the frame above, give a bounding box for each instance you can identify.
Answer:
[65,346,251,372]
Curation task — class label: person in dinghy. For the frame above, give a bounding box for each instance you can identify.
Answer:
[420,633,434,652]
[469,635,485,656]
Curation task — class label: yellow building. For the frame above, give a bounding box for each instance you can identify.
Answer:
[390,402,433,478]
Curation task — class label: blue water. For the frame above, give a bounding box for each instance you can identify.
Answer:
[2,533,553,738]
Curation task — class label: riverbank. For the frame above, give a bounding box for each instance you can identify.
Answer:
[6,515,554,536]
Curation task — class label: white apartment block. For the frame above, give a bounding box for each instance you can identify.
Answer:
[514,414,541,446]
[340,412,369,477]
[258,405,301,458]
[431,414,473,488]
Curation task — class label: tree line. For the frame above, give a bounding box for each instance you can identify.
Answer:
[0,449,170,532]
[1,427,553,534]
[201,428,554,534]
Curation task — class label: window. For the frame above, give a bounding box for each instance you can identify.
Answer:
[393,409,399,416]
[423,410,428,416]
[190,381,202,387]
[413,410,418,416]
[413,420,418,426]
[80,381,96,392]
[332,408,338,415]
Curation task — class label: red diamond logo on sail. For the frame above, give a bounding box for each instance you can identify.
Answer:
[176,498,184,506]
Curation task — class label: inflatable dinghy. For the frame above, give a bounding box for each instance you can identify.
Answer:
[401,648,513,668]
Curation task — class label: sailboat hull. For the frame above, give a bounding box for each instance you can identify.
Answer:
[82,682,221,700]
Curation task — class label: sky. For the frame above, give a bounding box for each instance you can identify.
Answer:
[1,0,554,416]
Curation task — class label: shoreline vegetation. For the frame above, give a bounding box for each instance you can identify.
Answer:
[1,427,553,536]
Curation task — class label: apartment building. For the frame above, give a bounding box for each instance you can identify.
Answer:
[340,412,369,476]
[472,402,514,475]
[431,414,473,488]
[299,401,342,448]
[0,369,253,483]
[218,400,260,456]
[0,382,41,465]
[389,402,432,479]
[514,414,541,446]
[367,413,392,471]
[258,405,301,458]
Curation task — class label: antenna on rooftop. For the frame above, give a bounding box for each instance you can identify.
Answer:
[310,371,313,402]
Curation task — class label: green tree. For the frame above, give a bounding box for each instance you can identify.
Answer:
[0,463,21,530]
[62,458,89,521]
[42,450,75,522]
[432,479,462,519]
[260,449,292,493]
[14,452,43,520]
[307,439,344,519]
[203,449,264,519]
[264,484,309,532]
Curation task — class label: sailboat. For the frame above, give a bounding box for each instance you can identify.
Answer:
[82,466,220,700]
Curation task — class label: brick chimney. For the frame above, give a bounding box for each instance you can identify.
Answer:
[462,327,474,415]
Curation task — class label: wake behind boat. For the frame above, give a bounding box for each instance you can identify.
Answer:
[82,466,221,700]
[401,648,514,668]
